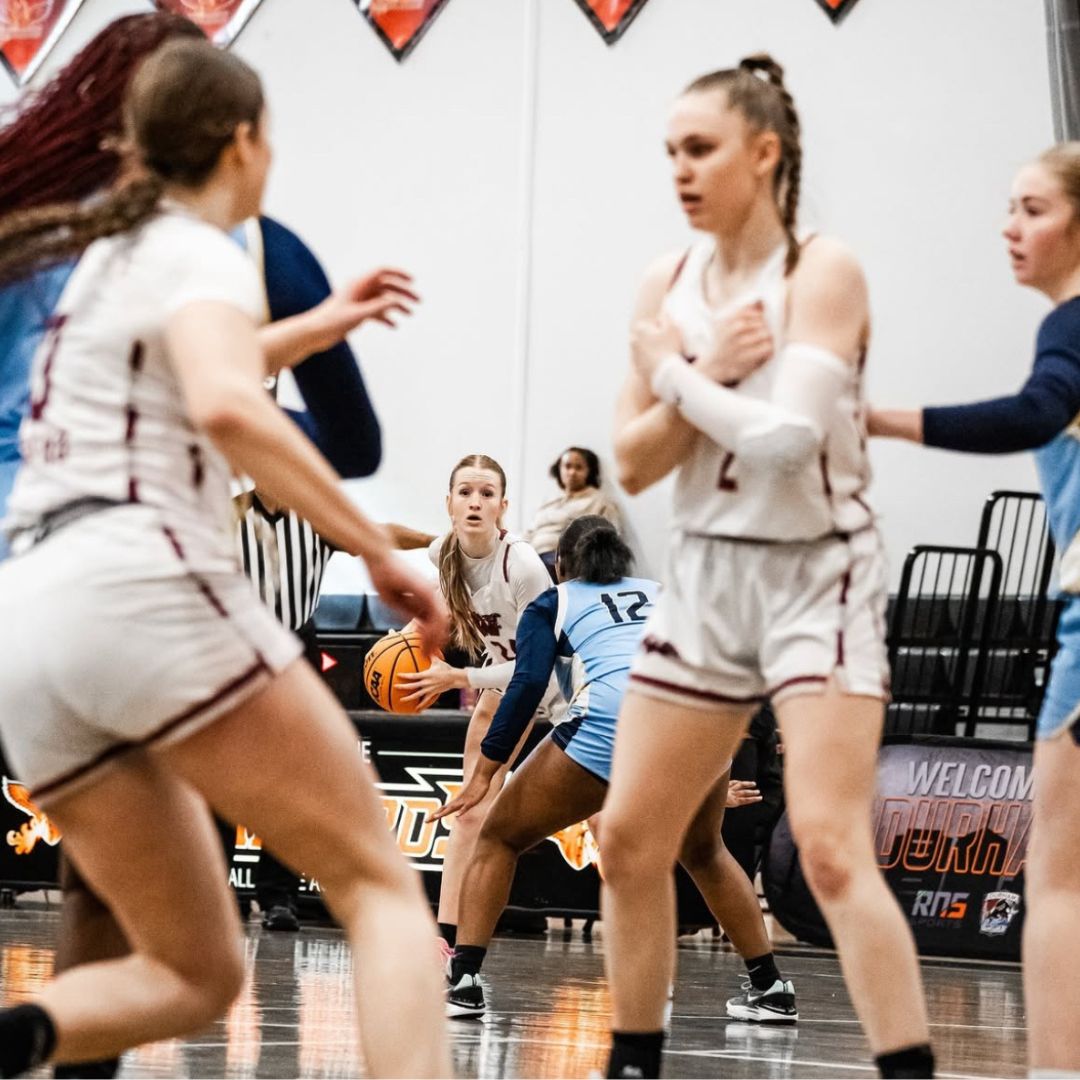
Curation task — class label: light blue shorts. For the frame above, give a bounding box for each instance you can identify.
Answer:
[550,711,617,784]
[1037,595,1080,741]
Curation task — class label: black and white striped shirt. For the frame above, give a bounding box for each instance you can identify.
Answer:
[235,491,333,631]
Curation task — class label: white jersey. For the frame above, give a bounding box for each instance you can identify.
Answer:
[428,529,552,677]
[663,239,874,542]
[6,210,263,566]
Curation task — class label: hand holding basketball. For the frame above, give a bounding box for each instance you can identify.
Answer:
[397,657,468,709]
[364,630,442,714]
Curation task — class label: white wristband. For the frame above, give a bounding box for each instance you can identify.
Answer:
[650,353,692,407]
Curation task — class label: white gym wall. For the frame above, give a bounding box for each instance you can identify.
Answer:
[2,0,1052,590]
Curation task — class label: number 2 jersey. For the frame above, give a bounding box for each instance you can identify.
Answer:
[664,238,875,542]
[481,576,659,765]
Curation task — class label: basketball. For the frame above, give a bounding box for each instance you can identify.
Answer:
[363,630,437,714]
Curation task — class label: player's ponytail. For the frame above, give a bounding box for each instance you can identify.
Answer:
[557,516,633,585]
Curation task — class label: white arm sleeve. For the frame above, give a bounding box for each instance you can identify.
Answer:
[466,660,515,690]
[651,343,850,473]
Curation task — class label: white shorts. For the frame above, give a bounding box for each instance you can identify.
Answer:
[630,527,890,710]
[0,505,301,805]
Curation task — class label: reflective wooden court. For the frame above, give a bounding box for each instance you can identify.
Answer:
[0,907,1025,1078]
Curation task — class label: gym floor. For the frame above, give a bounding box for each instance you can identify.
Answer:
[0,907,1025,1078]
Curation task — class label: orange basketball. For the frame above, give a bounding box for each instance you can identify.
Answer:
[363,630,436,714]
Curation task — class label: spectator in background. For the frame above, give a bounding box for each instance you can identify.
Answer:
[525,446,621,578]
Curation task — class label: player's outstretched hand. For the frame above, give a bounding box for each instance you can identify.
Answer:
[865,407,923,443]
[726,779,763,808]
[365,553,449,658]
[429,758,498,822]
[317,268,420,343]
[699,300,773,385]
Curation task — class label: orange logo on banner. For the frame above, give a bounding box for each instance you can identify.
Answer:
[815,0,862,23]
[0,0,85,86]
[356,0,451,63]
[572,0,650,45]
[2,777,61,855]
[154,0,264,47]
[548,819,602,875]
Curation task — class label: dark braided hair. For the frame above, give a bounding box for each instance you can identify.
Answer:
[0,38,264,287]
[0,14,204,217]
[684,53,803,276]
[556,515,633,585]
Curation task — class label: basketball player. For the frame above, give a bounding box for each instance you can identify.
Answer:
[601,56,932,1078]
[393,454,554,958]
[869,142,1080,1075]
[432,515,796,1024]
[0,19,414,1076]
[0,40,449,1078]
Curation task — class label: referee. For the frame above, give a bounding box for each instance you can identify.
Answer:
[234,486,334,930]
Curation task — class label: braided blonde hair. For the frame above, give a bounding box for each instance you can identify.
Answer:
[684,53,803,276]
[439,454,507,657]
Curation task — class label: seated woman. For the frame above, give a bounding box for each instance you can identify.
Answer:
[525,446,620,578]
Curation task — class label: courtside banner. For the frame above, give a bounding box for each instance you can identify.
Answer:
[223,713,607,917]
[0,0,87,87]
[153,0,265,48]
[766,736,1031,959]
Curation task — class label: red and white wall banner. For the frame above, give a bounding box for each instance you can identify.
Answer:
[0,0,86,86]
[355,0,451,63]
[572,0,651,45]
[153,0,265,48]
[815,0,862,23]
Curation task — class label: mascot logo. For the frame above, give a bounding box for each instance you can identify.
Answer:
[3,777,61,855]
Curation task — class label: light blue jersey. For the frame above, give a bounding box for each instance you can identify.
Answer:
[482,575,659,781]
[0,265,73,561]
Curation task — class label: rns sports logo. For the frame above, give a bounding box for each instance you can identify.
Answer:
[911,890,969,922]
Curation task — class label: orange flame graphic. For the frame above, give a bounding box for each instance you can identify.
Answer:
[3,777,61,855]
[547,819,601,874]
